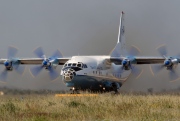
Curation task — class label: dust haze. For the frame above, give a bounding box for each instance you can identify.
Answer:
[0,0,180,92]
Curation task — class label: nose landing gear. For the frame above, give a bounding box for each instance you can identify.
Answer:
[70,87,80,94]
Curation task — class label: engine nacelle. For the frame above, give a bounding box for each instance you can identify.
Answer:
[42,60,51,67]
[164,58,178,70]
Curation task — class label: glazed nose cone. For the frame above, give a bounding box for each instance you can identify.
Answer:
[63,68,76,81]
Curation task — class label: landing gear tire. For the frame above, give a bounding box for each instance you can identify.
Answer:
[70,87,80,94]
[111,83,120,94]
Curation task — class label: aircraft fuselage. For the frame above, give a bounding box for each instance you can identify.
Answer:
[61,56,131,92]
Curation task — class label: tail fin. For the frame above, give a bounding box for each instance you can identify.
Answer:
[110,11,126,57]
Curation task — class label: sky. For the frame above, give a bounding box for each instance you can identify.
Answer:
[0,0,180,92]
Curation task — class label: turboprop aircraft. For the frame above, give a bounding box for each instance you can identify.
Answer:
[0,11,179,93]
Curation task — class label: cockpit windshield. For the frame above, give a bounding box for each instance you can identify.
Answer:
[63,62,87,68]
[77,63,82,68]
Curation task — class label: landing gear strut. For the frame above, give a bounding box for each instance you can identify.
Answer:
[114,88,119,94]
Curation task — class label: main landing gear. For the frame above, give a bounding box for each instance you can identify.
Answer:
[100,82,120,94]
[102,87,119,94]
[112,84,119,94]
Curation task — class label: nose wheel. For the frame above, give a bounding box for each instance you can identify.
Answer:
[70,87,80,94]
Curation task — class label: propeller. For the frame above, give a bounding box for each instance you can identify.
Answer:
[151,44,180,82]
[30,47,62,80]
[120,45,142,78]
[0,46,25,81]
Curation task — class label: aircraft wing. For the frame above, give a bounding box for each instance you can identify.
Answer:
[110,56,165,65]
[18,56,165,65]
[0,58,70,65]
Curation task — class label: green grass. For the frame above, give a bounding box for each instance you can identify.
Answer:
[0,93,180,121]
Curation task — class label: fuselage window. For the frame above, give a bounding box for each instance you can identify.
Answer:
[77,64,82,68]
[64,64,67,67]
[68,63,71,66]
[72,63,76,66]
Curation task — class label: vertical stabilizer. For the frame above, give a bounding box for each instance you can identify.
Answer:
[110,11,126,57]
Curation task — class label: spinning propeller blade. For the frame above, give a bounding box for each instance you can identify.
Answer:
[30,47,62,80]
[169,69,179,81]
[0,46,25,81]
[51,49,63,59]
[151,64,164,74]
[30,66,44,77]
[156,44,167,57]
[121,45,142,78]
[151,44,180,82]
[34,47,45,58]
[131,65,142,78]
[48,67,59,80]
[7,46,18,59]
[13,63,25,74]
[128,45,141,57]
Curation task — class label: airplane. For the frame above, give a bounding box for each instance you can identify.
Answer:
[0,11,179,93]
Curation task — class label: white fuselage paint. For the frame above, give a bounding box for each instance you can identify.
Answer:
[60,56,131,86]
